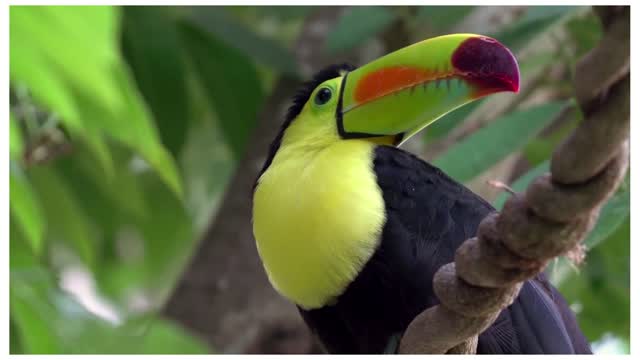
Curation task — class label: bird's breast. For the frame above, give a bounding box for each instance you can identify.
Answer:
[253,140,386,309]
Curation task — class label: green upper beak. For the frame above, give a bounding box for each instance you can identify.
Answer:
[337,34,520,144]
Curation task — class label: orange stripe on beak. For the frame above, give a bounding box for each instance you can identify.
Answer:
[353,66,453,105]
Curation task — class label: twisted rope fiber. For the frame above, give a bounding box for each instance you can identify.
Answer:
[398,6,630,354]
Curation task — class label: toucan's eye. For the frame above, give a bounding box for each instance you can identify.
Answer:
[314,87,332,105]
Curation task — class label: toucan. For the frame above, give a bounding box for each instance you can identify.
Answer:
[252,34,591,354]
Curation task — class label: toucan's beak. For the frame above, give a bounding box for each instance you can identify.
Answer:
[338,34,519,144]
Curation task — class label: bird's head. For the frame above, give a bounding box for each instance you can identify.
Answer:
[260,33,519,173]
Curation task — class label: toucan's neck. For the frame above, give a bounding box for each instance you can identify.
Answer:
[253,140,386,309]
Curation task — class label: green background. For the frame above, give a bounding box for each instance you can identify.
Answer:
[9,6,629,354]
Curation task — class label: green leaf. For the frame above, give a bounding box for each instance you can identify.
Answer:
[10,269,62,354]
[62,143,149,220]
[9,233,62,354]
[134,172,195,300]
[29,166,96,267]
[522,111,580,167]
[96,171,195,303]
[10,6,117,177]
[10,112,24,160]
[35,140,195,307]
[326,6,397,53]
[493,160,549,210]
[10,7,121,113]
[566,12,603,59]
[179,22,263,159]
[46,146,147,282]
[10,319,23,354]
[65,66,182,197]
[585,175,630,249]
[76,128,116,180]
[252,6,315,21]
[180,114,236,232]
[10,6,181,196]
[10,216,38,269]
[493,6,575,52]
[11,262,209,354]
[10,27,81,128]
[416,6,474,31]
[187,7,299,76]
[518,51,557,77]
[424,100,483,142]
[10,164,45,254]
[94,65,183,197]
[119,317,210,354]
[433,102,566,183]
[122,6,191,156]
[92,317,210,354]
[521,6,575,23]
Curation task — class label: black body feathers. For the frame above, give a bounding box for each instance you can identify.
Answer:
[299,146,591,354]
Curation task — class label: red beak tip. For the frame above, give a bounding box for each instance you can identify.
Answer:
[452,36,520,95]
[503,75,520,93]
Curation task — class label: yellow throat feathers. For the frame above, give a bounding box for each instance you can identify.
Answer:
[253,138,386,309]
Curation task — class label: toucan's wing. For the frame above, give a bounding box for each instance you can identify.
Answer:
[477,272,591,354]
[542,273,592,353]
[373,145,591,354]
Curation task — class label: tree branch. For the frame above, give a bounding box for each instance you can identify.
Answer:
[398,6,630,354]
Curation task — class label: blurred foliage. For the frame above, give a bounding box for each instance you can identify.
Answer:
[189,7,300,77]
[416,6,474,32]
[326,6,396,53]
[434,101,566,182]
[9,5,628,354]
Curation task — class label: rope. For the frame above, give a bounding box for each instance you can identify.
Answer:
[398,6,630,354]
